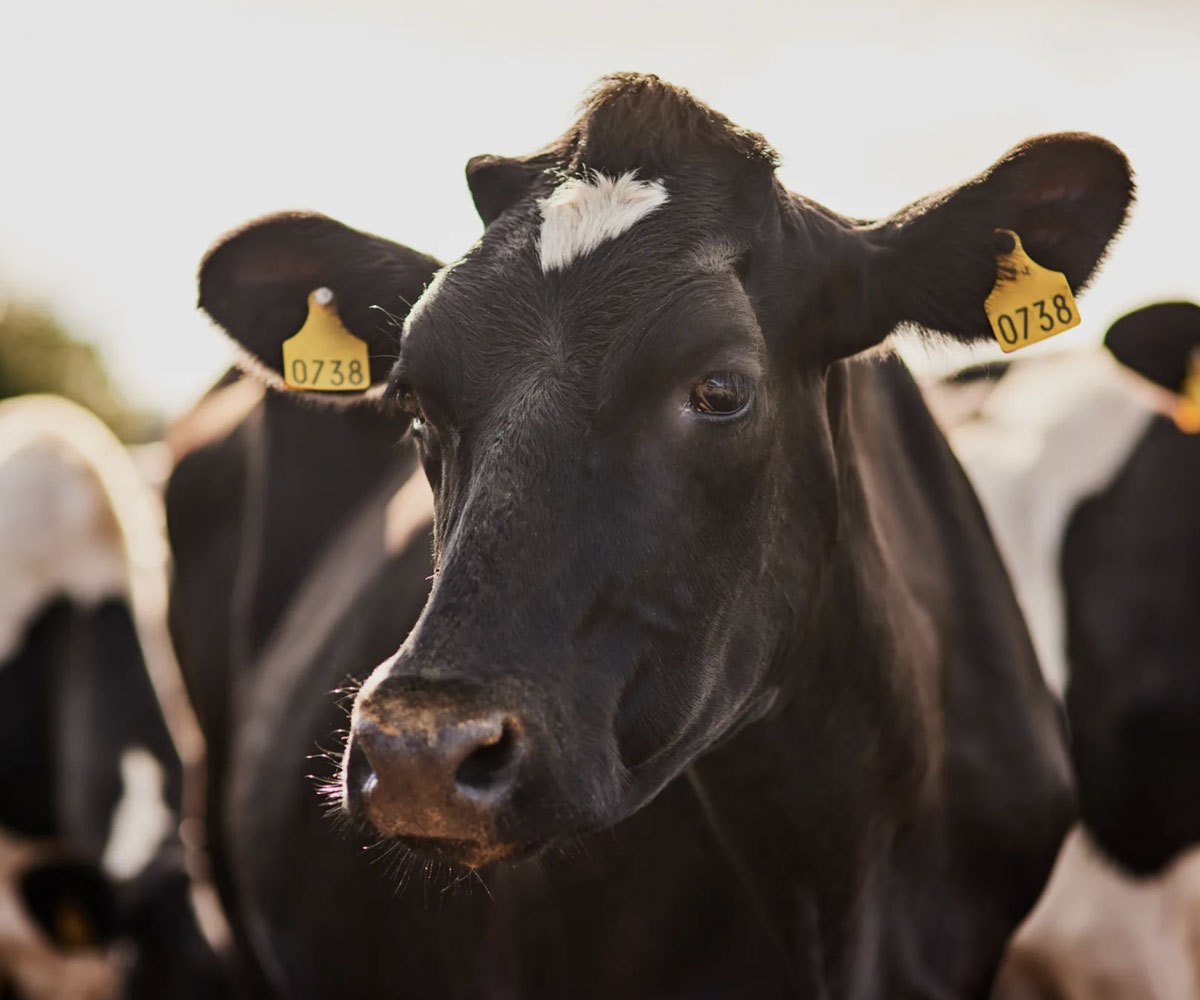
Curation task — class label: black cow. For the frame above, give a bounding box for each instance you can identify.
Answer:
[164,370,434,995]
[181,74,1135,997]
[0,396,224,999]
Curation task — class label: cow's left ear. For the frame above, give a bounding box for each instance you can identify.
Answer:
[845,133,1133,356]
[1104,301,1200,391]
[199,212,443,397]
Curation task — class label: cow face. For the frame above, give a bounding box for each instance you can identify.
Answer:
[0,835,122,1000]
[201,75,1132,868]
[1065,302,1200,875]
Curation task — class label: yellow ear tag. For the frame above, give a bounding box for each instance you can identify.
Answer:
[984,230,1081,353]
[281,288,371,391]
[1174,351,1200,434]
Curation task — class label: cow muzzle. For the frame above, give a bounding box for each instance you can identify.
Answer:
[344,688,528,866]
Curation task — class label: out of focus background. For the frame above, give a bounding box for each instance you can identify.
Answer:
[2,0,1198,432]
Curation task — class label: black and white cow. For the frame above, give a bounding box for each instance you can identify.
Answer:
[164,369,435,995]
[0,395,225,999]
[929,302,1200,998]
[179,74,1136,998]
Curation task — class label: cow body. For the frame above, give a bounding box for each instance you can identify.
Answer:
[165,376,421,993]
[931,302,1200,998]
[175,75,1136,997]
[0,395,223,999]
[172,358,1070,998]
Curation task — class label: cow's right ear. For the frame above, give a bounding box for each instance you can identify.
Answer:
[465,155,541,226]
[1104,301,1200,392]
[199,212,443,395]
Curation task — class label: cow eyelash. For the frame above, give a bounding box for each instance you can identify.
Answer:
[686,371,755,419]
[391,385,427,429]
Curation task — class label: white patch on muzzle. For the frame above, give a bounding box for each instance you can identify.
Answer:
[538,172,668,272]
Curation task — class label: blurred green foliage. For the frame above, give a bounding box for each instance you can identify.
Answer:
[0,299,159,442]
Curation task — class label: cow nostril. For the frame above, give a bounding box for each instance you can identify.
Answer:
[455,722,518,795]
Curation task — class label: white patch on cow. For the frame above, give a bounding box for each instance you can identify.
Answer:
[948,350,1156,697]
[101,749,172,882]
[538,172,668,272]
[0,395,205,850]
[998,826,1200,998]
[0,437,128,664]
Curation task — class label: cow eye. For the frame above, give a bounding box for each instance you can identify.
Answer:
[396,387,427,430]
[687,372,753,417]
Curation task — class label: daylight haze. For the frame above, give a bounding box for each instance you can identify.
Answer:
[3,0,1198,414]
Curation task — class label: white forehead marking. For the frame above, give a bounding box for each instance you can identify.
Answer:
[948,350,1155,698]
[538,172,668,272]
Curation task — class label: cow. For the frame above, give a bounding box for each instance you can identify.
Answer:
[179,74,1135,997]
[0,395,225,999]
[164,370,435,995]
[927,301,1200,998]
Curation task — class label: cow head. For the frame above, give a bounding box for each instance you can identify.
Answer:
[1064,302,1200,875]
[201,74,1133,868]
[0,831,123,1000]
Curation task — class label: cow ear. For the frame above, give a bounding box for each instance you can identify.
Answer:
[840,133,1133,356]
[466,155,540,226]
[199,212,443,396]
[1104,301,1200,392]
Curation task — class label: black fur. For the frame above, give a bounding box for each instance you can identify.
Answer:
[1061,302,1200,875]
[199,212,442,387]
[181,73,1140,997]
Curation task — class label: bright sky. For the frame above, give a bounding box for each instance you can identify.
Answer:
[2,0,1198,415]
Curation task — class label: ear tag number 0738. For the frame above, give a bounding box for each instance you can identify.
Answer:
[281,288,370,391]
[984,230,1081,353]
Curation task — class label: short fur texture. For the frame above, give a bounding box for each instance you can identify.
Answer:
[189,73,1137,998]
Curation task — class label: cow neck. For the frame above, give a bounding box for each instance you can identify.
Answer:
[237,395,409,667]
[682,357,941,993]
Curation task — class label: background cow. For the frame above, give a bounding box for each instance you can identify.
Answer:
[0,395,224,999]
[175,74,1134,997]
[929,302,1200,998]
